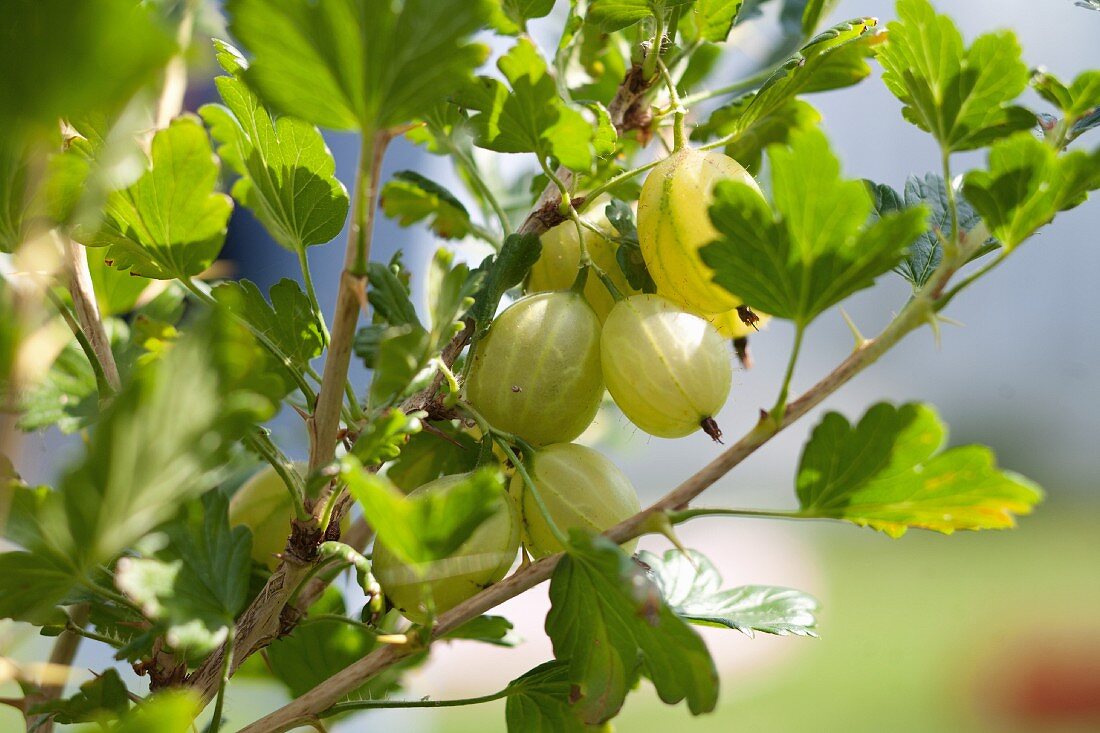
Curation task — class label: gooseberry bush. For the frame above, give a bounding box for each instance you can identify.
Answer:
[1,0,1097,730]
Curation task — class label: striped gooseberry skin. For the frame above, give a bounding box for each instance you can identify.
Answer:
[371,473,521,623]
[510,443,640,558]
[601,294,732,438]
[528,195,639,321]
[638,146,761,315]
[465,291,603,446]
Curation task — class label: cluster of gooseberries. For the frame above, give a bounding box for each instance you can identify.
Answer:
[233,149,769,622]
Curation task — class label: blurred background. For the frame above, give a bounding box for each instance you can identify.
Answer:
[6,0,1099,731]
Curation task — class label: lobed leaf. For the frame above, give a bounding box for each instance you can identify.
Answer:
[211,278,325,372]
[380,171,473,240]
[81,116,232,280]
[641,549,819,637]
[546,532,718,725]
[200,40,349,252]
[962,133,1100,250]
[226,0,491,131]
[457,38,607,171]
[875,0,1034,152]
[796,402,1044,537]
[505,661,595,732]
[702,128,927,326]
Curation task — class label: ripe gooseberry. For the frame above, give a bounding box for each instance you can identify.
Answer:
[637,147,761,315]
[465,291,603,446]
[601,294,732,439]
[510,443,640,558]
[371,473,521,622]
[527,195,639,321]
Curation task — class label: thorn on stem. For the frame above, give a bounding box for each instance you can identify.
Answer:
[736,304,760,330]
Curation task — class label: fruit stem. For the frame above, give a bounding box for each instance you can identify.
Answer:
[656,60,686,152]
[208,629,234,733]
[770,323,805,424]
[569,263,590,294]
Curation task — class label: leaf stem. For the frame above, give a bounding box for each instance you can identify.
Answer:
[941,148,960,256]
[771,324,805,424]
[668,507,804,523]
[297,247,329,344]
[44,288,114,400]
[243,429,309,521]
[208,630,234,733]
[679,65,777,108]
[657,60,686,152]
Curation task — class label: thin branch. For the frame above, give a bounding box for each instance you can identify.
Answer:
[235,259,953,733]
[63,241,120,391]
[23,604,90,733]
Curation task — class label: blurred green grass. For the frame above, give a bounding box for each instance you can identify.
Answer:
[420,505,1100,733]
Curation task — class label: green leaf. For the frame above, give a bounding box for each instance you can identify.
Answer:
[369,325,433,407]
[211,278,325,372]
[962,133,1100,250]
[587,0,694,32]
[796,402,1044,537]
[86,249,151,317]
[200,41,349,252]
[266,589,416,698]
[350,409,422,467]
[442,615,521,647]
[343,458,504,565]
[16,329,103,433]
[458,38,604,171]
[58,311,278,570]
[28,668,130,724]
[1032,69,1100,123]
[110,691,200,733]
[0,143,32,253]
[226,0,490,131]
[505,661,594,732]
[640,549,819,637]
[380,171,472,240]
[693,18,881,141]
[546,532,718,724]
[701,128,927,326]
[0,552,73,624]
[869,173,989,291]
[604,199,655,293]
[875,0,1034,152]
[489,0,557,35]
[0,0,174,133]
[115,491,252,654]
[723,98,821,176]
[428,249,482,348]
[469,233,542,336]
[690,0,745,43]
[367,260,421,329]
[383,425,479,493]
[81,116,232,280]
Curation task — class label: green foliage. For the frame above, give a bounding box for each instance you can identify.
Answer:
[383,425,480,492]
[212,278,325,372]
[693,18,881,143]
[604,198,655,293]
[458,38,611,171]
[469,233,543,336]
[226,0,490,131]
[687,0,746,43]
[868,173,990,290]
[702,128,927,326]
[505,661,596,732]
[28,668,130,724]
[200,41,349,252]
[876,0,1034,152]
[109,691,200,733]
[381,171,473,240]
[81,116,232,280]
[343,458,504,565]
[442,615,520,647]
[546,532,718,725]
[962,133,1100,249]
[0,0,173,133]
[641,549,819,636]
[115,492,252,654]
[350,410,423,467]
[796,403,1044,537]
[489,0,557,35]
[587,0,694,31]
